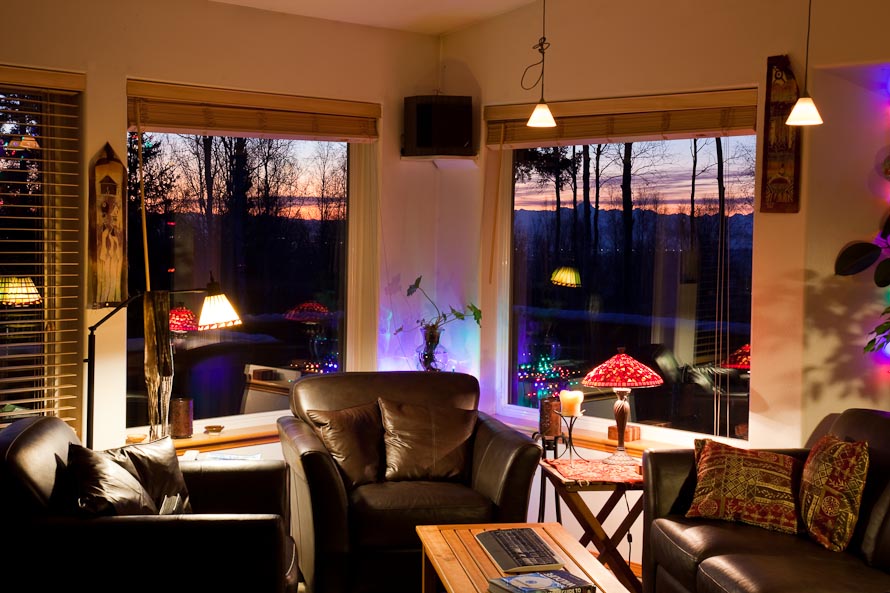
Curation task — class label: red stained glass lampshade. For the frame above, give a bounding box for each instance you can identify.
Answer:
[285,301,330,322]
[169,305,198,333]
[581,349,663,388]
[722,343,751,370]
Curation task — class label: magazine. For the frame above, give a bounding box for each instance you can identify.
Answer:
[488,569,596,593]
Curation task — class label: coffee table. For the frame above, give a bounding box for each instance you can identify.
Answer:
[417,522,631,593]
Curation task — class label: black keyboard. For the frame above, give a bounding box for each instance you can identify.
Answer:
[475,528,564,573]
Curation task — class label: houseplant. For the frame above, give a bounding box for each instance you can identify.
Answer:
[395,275,481,371]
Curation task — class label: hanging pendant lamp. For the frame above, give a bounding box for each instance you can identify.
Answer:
[524,0,557,128]
[786,0,823,126]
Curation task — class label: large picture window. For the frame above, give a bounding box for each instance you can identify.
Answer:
[510,135,755,439]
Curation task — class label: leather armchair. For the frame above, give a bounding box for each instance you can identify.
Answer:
[278,371,542,593]
[0,416,298,592]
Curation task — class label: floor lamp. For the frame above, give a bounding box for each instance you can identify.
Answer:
[84,281,240,449]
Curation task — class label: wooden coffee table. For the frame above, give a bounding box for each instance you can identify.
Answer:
[417,522,631,593]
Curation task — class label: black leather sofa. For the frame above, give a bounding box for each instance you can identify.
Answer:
[642,408,890,593]
[278,370,542,593]
[0,416,298,592]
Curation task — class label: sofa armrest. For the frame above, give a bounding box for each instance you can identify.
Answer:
[181,459,288,517]
[12,514,291,591]
[471,412,542,521]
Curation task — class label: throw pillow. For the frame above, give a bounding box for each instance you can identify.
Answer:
[378,398,477,482]
[99,436,192,513]
[66,443,158,516]
[799,433,869,551]
[685,439,801,534]
[307,402,384,488]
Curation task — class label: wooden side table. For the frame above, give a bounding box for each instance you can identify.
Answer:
[539,458,644,593]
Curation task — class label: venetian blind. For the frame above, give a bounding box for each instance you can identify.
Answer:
[127,80,380,142]
[0,66,84,429]
[484,89,757,149]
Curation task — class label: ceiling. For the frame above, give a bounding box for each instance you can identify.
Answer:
[209,0,536,35]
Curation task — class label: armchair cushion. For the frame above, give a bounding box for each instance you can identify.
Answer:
[379,397,477,481]
[307,401,383,488]
[98,436,192,511]
[800,433,870,551]
[66,443,158,516]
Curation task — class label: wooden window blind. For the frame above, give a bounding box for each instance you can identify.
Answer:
[0,66,84,429]
[484,89,757,149]
[127,80,380,142]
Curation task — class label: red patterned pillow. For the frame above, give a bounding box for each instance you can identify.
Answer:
[686,439,801,534]
[799,434,869,551]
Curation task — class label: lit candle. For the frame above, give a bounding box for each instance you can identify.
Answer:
[559,390,584,417]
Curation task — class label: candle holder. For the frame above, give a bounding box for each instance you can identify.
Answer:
[557,412,587,464]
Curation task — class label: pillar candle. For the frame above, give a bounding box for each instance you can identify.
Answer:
[559,390,584,417]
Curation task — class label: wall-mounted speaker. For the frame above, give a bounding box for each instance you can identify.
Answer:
[401,95,474,157]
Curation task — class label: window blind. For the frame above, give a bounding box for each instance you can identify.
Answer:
[127,80,380,142]
[484,89,758,149]
[0,67,84,430]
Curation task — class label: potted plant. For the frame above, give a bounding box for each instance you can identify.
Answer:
[395,275,481,371]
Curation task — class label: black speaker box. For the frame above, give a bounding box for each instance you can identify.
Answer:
[402,95,474,157]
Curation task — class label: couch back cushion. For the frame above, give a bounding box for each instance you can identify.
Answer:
[829,409,890,566]
[0,416,78,514]
[307,401,383,488]
[290,371,480,424]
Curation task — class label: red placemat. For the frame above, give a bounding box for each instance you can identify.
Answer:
[544,458,643,485]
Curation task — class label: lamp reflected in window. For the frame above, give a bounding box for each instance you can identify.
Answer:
[0,276,42,307]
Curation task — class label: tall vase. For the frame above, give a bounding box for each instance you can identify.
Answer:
[144,290,174,441]
[417,325,448,372]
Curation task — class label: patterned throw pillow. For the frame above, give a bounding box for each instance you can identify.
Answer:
[799,434,869,551]
[686,439,801,534]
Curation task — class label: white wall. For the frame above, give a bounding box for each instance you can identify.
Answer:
[440,0,890,447]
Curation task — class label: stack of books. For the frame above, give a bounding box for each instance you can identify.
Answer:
[488,569,596,593]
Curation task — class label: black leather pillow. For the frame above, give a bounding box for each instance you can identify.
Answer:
[307,402,384,488]
[99,436,191,512]
[66,443,158,516]
[378,398,477,482]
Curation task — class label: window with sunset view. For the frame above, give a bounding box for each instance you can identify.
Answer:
[126,133,347,425]
[511,136,754,439]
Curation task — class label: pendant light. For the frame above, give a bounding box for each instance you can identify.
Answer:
[523,0,557,128]
[786,0,823,126]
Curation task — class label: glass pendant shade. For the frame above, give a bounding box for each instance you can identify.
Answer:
[0,276,42,307]
[785,96,823,126]
[197,278,242,330]
[550,265,580,287]
[527,101,556,127]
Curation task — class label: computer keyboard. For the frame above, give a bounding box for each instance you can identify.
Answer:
[475,527,564,573]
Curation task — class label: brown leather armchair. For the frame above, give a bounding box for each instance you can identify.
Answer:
[277,371,542,593]
[0,416,298,592]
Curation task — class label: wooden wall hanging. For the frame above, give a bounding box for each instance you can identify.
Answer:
[760,55,802,213]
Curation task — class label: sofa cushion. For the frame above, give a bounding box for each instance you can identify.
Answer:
[378,398,477,481]
[66,443,158,516]
[800,433,869,551]
[307,401,383,488]
[98,436,191,512]
[686,439,800,534]
[696,549,890,593]
[350,481,492,548]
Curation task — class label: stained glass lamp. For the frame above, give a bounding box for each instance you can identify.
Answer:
[0,276,42,307]
[721,343,751,370]
[169,304,198,334]
[582,348,663,465]
[550,265,581,288]
[285,301,330,322]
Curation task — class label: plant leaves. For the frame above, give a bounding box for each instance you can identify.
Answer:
[406,276,422,297]
[835,242,882,276]
[881,212,890,239]
[876,259,890,287]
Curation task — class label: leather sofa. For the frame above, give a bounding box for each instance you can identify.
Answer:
[642,408,890,593]
[0,416,298,592]
[277,370,542,593]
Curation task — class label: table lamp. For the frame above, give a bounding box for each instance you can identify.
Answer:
[582,348,663,465]
[721,343,750,370]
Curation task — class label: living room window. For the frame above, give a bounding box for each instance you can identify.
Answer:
[124,81,378,426]
[485,89,757,440]
[0,67,84,431]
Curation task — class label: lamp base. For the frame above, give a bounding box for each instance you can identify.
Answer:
[608,424,641,442]
[601,447,639,466]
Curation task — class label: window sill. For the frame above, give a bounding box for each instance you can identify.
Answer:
[126,410,285,454]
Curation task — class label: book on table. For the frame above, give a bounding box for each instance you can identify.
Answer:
[488,569,596,593]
